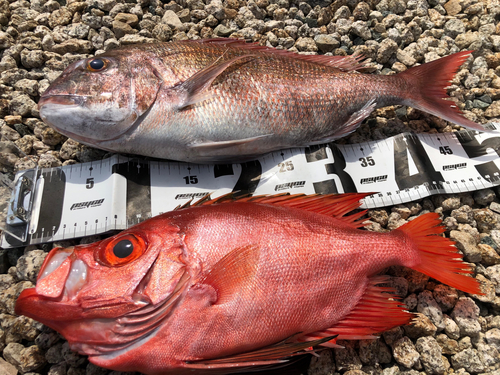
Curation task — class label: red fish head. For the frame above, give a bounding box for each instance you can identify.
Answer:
[15,216,189,368]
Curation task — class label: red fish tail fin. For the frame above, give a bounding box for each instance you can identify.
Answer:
[397,213,481,294]
[398,51,487,132]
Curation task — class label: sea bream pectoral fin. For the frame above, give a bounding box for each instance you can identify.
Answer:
[172,54,256,110]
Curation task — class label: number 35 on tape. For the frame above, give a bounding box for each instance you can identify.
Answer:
[2,123,500,248]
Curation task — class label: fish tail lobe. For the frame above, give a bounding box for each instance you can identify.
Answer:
[398,51,488,132]
[396,212,481,295]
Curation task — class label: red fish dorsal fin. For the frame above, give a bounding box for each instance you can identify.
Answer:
[192,193,372,229]
[191,38,368,72]
[184,335,336,370]
[299,275,412,343]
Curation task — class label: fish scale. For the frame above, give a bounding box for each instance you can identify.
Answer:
[37,39,488,162]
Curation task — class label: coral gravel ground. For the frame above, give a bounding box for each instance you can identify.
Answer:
[0,0,500,374]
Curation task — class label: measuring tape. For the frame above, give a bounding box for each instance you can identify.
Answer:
[2,123,500,248]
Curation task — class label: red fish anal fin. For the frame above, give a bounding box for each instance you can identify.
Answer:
[174,54,255,109]
[399,51,488,132]
[201,244,260,305]
[185,335,335,370]
[300,276,412,342]
[396,213,482,294]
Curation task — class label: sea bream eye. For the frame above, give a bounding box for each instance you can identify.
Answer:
[87,58,107,72]
[113,239,133,258]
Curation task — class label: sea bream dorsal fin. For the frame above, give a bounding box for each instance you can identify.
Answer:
[184,193,372,229]
[191,38,369,72]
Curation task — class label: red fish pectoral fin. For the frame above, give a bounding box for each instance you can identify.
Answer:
[200,244,260,305]
[174,54,255,109]
[300,275,412,342]
[396,213,482,294]
[184,335,335,370]
[399,51,488,132]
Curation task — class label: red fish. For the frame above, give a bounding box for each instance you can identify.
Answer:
[16,194,480,374]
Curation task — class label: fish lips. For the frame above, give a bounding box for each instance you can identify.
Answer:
[38,93,139,143]
[16,288,84,325]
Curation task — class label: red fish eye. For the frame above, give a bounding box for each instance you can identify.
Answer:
[87,58,107,72]
[99,234,146,267]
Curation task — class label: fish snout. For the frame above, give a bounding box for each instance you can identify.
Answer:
[36,247,88,299]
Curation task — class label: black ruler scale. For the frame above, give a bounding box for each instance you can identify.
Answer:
[1,123,500,248]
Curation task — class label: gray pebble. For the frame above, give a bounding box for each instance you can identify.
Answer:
[392,336,420,368]
[334,340,362,371]
[450,348,485,373]
[485,328,500,350]
[415,336,447,375]
[451,297,482,337]
[418,290,445,331]
[450,230,482,263]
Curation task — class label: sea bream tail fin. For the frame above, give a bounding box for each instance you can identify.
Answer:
[398,51,489,132]
[396,213,482,294]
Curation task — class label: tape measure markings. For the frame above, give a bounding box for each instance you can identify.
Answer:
[2,124,500,248]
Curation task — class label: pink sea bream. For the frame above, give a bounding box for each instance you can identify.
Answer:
[38,39,487,162]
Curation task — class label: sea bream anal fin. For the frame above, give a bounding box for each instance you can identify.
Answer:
[184,334,336,370]
[299,275,412,343]
[174,54,255,109]
[309,98,377,145]
[200,244,260,305]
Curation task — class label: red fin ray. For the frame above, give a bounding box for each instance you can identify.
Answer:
[400,51,488,132]
[397,213,481,294]
[192,193,372,228]
[185,335,335,370]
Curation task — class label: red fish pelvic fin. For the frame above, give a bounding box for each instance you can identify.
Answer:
[398,51,488,132]
[396,213,481,295]
[299,276,412,342]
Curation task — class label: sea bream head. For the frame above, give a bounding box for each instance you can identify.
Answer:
[15,218,189,369]
[38,48,163,146]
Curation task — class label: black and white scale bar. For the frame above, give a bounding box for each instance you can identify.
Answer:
[2,123,499,248]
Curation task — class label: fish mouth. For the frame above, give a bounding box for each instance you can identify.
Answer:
[38,94,87,107]
[38,93,139,145]
[15,246,89,320]
[15,247,190,359]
